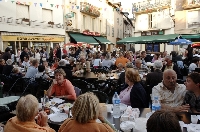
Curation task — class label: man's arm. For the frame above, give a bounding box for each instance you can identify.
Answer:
[161,104,190,112]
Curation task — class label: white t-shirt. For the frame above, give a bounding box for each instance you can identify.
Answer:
[189,63,197,73]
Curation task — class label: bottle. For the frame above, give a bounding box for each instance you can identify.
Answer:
[112,92,121,118]
[43,90,49,104]
[152,96,161,112]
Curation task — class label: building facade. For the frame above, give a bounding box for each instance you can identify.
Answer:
[64,0,125,51]
[132,0,176,53]
[0,0,65,53]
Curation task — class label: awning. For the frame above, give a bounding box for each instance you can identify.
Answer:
[153,34,179,42]
[93,36,112,44]
[182,34,200,39]
[68,33,99,45]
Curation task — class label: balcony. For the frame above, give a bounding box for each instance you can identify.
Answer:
[133,0,171,15]
[182,0,200,10]
[80,2,100,17]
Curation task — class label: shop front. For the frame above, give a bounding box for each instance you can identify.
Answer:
[1,34,64,53]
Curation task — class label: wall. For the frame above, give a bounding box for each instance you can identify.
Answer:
[0,0,65,35]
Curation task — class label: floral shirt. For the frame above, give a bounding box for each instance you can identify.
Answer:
[184,91,200,112]
[152,82,187,107]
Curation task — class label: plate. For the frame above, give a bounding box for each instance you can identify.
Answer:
[49,113,68,122]
[58,103,73,110]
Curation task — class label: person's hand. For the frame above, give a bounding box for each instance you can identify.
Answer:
[52,79,57,85]
[37,111,49,127]
[175,104,190,112]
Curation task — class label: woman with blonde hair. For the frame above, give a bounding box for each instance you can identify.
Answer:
[59,92,115,132]
[119,69,147,107]
[4,94,55,132]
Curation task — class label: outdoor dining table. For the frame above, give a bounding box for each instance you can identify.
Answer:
[74,72,119,80]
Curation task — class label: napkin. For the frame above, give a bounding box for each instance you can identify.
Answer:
[121,106,140,122]
[51,107,60,113]
[50,98,65,104]
[187,124,200,132]
[120,121,135,132]
[133,118,148,132]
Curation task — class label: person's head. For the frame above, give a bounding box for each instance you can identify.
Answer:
[105,53,110,60]
[154,53,160,60]
[153,60,163,70]
[24,55,29,62]
[185,73,200,91]
[135,59,142,68]
[23,47,28,52]
[0,59,5,65]
[125,69,141,84]
[119,53,124,57]
[147,110,181,132]
[163,69,177,90]
[12,67,20,74]
[192,57,199,64]
[54,68,66,84]
[43,61,48,67]
[38,65,45,72]
[32,59,39,68]
[6,59,13,65]
[80,56,86,63]
[5,47,10,52]
[117,63,124,71]
[62,54,67,60]
[58,60,66,67]
[125,62,134,70]
[72,92,100,123]
[54,58,60,63]
[16,94,39,122]
[36,49,39,53]
[69,57,75,64]
[165,55,173,66]
[141,51,146,58]
[56,44,60,48]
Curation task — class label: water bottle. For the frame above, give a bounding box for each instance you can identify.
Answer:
[112,92,121,118]
[152,96,161,112]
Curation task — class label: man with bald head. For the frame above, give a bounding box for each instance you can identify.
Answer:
[152,69,189,112]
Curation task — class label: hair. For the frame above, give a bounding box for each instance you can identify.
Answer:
[105,53,110,60]
[62,54,67,59]
[54,58,60,62]
[5,47,10,52]
[153,60,163,69]
[54,68,66,77]
[117,63,123,68]
[0,59,5,64]
[147,110,182,132]
[125,62,134,68]
[125,69,141,83]
[6,59,13,65]
[135,58,142,63]
[32,59,38,66]
[141,51,146,55]
[72,92,100,123]
[36,49,39,53]
[16,94,39,122]
[12,67,19,73]
[69,57,75,62]
[24,55,29,60]
[59,60,66,66]
[187,73,200,85]
[192,57,199,63]
[38,65,45,72]
[165,55,172,60]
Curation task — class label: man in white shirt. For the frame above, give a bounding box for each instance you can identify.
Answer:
[22,55,30,67]
[152,69,189,112]
[61,54,69,65]
[189,57,199,73]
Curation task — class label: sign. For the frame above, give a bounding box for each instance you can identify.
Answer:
[141,30,164,36]
[2,36,64,42]
[82,30,101,36]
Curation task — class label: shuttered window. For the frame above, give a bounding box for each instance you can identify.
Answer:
[16,4,29,19]
[42,9,52,22]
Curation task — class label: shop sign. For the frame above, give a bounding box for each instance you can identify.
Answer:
[2,36,64,42]
[82,30,101,36]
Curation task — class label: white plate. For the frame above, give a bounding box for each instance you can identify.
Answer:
[57,103,73,110]
[49,113,68,122]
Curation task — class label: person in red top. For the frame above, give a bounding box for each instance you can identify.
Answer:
[62,47,67,55]
[47,68,76,100]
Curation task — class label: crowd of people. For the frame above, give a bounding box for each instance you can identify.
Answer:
[0,43,200,132]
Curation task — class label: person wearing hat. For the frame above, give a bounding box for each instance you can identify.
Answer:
[2,59,14,76]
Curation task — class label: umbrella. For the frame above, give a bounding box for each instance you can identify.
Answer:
[169,39,192,45]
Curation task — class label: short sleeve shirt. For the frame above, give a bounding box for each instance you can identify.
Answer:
[152,82,187,107]
[184,91,200,112]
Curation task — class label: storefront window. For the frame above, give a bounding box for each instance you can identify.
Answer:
[146,44,160,52]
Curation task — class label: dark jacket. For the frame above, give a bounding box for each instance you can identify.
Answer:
[130,82,148,108]
[146,69,163,89]
[2,52,11,61]
[0,65,4,74]
[56,48,62,60]
[2,65,13,76]
[20,51,28,62]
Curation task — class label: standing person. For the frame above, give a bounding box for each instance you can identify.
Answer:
[56,44,61,60]
[16,48,21,64]
[62,46,67,55]
[35,49,41,63]
[10,50,15,63]
[49,47,54,63]
[2,47,11,61]
[186,44,193,65]
[20,47,28,62]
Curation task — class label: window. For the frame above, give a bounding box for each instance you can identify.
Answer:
[83,15,86,29]
[117,29,119,38]
[107,25,110,36]
[187,11,200,28]
[112,27,114,37]
[148,14,152,29]
[42,9,52,22]
[73,12,76,28]
[92,18,95,31]
[100,20,102,33]
[16,4,29,19]
[146,44,160,52]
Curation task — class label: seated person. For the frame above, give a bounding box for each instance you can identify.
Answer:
[4,94,55,132]
[58,92,115,132]
[10,67,23,78]
[184,73,200,113]
[51,58,60,70]
[25,59,39,78]
[43,60,50,71]
[2,59,14,76]
[47,69,76,100]
[61,54,69,64]
[67,57,76,72]
[21,55,30,68]
[134,58,148,74]
[57,60,72,82]
[152,69,189,112]
[35,65,51,80]
[119,69,147,107]
[147,110,181,132]
[188,57,199,73]
[112,63,124,73]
